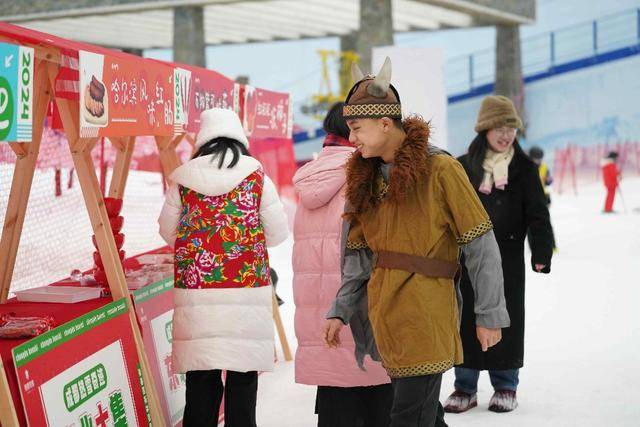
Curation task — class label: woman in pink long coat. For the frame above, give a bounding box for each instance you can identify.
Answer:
[292,103,391,427]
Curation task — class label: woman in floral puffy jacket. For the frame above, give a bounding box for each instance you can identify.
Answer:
[158,108,289,426]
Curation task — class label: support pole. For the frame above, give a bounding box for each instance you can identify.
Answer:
[0,58,53,302]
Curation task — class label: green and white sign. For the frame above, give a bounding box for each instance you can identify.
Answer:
[0,42,34,142]
[39,341,137,426]
[13,299,150,426]
[133,277,185,425]
[174,67,191,131]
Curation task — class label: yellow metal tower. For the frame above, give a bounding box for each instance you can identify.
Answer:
[303,49,360,119]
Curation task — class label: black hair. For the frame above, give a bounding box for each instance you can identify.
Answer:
[269,268,278,285]
[323,102,350,139]
[466,132,526,187]
[191,137,251,168]
[529,146,544,160]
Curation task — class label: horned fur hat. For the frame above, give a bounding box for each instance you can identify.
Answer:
[343,57,402,120]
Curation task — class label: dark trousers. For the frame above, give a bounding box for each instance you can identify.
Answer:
[316,383,393,427]
[183,369,258,427]
[390,374,447,427]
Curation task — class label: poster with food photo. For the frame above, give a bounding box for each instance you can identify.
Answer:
[79,51,108,133]
[79,50,174,138]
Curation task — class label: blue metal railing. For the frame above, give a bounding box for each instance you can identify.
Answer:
[446,7,640,97]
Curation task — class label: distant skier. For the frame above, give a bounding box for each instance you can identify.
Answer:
[601,151,621,213]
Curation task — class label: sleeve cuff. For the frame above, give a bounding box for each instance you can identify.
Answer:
[326,301,351,325]
[457,219,493,245]
[346,239,368,250]
[476,308,511,329]
[531,256,552,273]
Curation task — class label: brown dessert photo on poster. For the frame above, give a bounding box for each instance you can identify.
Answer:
[82,75,108,126]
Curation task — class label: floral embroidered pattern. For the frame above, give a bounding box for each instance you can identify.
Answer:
[174,169,270,289]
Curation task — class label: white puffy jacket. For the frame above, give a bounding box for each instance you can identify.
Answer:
[158,153,288,373]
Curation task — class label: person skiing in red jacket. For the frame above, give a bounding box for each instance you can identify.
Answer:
[601,151,621,213]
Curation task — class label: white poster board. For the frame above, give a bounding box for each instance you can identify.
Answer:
[372,47,449,149]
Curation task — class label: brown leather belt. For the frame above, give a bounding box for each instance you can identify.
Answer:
[376,250,460,279]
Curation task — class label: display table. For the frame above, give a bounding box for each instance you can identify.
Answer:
[0,247,173,426]
[0,297,110,426]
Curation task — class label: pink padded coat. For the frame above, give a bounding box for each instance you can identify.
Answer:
[292,145,389,387]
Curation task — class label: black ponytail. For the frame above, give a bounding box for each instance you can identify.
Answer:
[191,137,251,168]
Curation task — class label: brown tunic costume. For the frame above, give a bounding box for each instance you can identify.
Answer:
[344,117,493,377]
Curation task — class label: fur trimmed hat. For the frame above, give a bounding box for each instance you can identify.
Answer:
[475,95,523,133]
[343,57,402,120]
[195,108,249,149]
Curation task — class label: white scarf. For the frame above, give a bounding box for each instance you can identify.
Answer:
[479,146,515,194]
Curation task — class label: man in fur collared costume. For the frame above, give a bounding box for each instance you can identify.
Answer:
[322,58,511,426]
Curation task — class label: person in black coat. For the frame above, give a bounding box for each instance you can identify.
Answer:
[444,95,554,414]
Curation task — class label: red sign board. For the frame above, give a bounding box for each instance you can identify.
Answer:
[79,50,174,138]
[174,66,238,134]
[243,86,292,140]
[12,299,151,426]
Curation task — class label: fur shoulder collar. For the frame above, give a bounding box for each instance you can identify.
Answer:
[345,116,432,216]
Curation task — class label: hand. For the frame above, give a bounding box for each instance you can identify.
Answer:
[322,318,344,348]
[476,326,502,352]
[534,264,545,272]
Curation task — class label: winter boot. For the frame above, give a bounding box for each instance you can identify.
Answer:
[443,390,477,413]
[488,390,518,412]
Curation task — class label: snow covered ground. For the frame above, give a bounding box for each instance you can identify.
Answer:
[260,176,640,426]
[3,161,638,426]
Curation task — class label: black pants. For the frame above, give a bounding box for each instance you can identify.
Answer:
[183,369,258,427]
[316,383,393,427]
[390,374,447,427]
